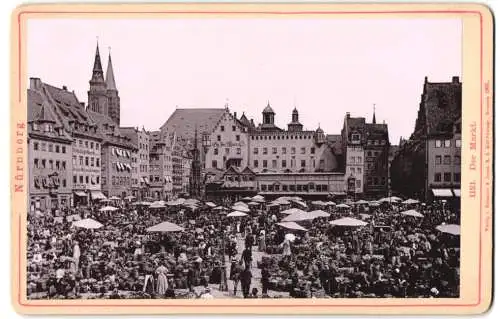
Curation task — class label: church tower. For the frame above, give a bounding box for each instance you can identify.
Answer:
[106,50,121,125]
[87,42,108,115]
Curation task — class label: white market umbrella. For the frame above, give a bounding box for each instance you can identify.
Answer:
[291,199,308,208]
[242,197,253,201]
[400,209,424,218]
[227,211,248,217]
[276,222,308,232]
[436,224,460,236]
[100,206,118,212]
[72,218,103,229]
[146,221,184,232]
[109,196,121,200]
[380,196,402,203]
[282,211,314,222]
[205,202,217,208]
[308,210,330,218]
[232,205,250,213]
[251,195,266,203]
[355,200,369,205]
[234,201,248,207]
[325,201,336,206]
[149,202,166,209]
[311,200,326,206]
[330,217,368,227]
[336,203,350,209]
[124,195,136,200]
[280,208,305,215]
[369,201,381,207]
[247,201,261,206]
[402,198,420,205]
[212,206,227,211]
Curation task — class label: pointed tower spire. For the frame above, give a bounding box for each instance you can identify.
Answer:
[90,39,104,83]
[106,47,117,90]
[372,104,377,124]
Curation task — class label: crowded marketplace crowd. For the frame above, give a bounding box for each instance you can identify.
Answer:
[26,194,460,299]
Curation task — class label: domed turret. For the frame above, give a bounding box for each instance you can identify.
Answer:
[288,107,303,132]
[314,124,326,144]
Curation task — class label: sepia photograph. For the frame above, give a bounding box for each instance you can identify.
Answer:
[24,13,464,301]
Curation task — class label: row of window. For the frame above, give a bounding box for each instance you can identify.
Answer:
[139,153,149,160]
[139,143,149,151]
[33,142,67,154]
[435,139,461,148]
[224,175,255,182]
[139,164,149,173]
[367,140,387,145]
[33,158,67,170]
[72,155,100,167]
[434,172,461,183]
[252,146,316,156]
[349,167,363,174]
[216,135,241,142]
[213,148,242,155]
[261,184,329,192]
[251,158,325,169]
[366,176,387,186]
[435,155,461,165]
[77,139,100,150]
[220,125,238,132]
[73,175,100,185]
[349,156,363,164]
[251,134,313,141]
[111,176,131,187]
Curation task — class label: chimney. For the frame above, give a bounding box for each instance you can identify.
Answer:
[62,85,67,91]
[346,112,351,119]
[29,77,42,90]
[234,112,237,118]
[425,76,428,83]
[452,76,460,83]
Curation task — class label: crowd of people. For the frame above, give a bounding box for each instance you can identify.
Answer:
[26,195,460,299]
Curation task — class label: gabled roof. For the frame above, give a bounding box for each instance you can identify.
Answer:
[160,108,226,140]
[240,166,256,175]
[223,166,240,176]
[239,112,253,128]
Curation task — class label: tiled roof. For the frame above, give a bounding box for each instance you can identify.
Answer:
[422,80,462,136]
[42,83,103,141]
[87,110,136,149]
[239,113,253,128]
[27,88,73,142]
[326,134,343,155]
[120,127,139,145]
[160,108,226,140]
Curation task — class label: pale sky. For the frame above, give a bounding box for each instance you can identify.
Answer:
[27,18,462,144]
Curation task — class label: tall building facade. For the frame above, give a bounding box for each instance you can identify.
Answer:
[122,127,150,199]
[28,81,74,211]
[391,76,462,201]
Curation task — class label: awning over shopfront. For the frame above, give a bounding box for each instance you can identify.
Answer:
[91,191,107,200]
[432,189,453,197]
[74,191,87,197]
[453,189,461,197]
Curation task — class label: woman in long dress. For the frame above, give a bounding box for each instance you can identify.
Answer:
[155,262,169,296]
